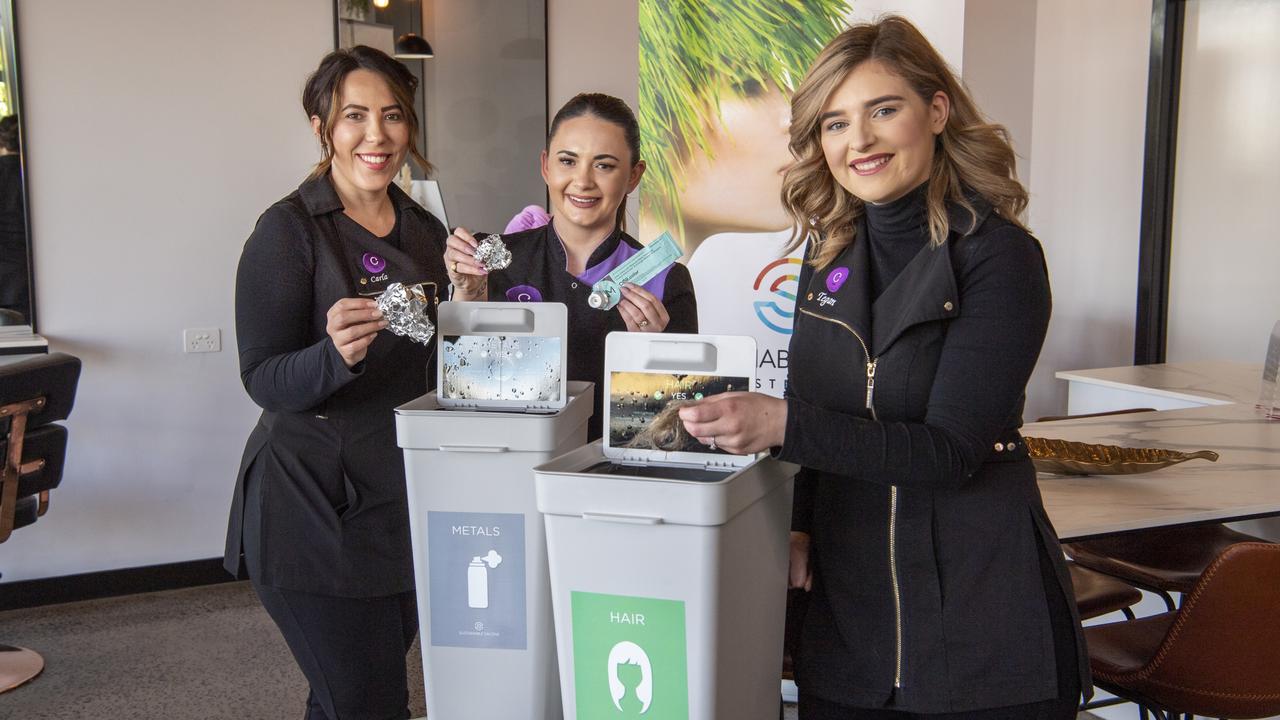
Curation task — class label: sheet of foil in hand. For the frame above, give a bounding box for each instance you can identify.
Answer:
[474,233,513,271]
[375,282,436,346]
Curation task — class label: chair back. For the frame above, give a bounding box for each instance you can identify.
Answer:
[1140,541,1280,718]
[1,352,81,542]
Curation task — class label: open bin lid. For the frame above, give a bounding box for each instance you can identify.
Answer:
[436,301,569,413]
[396,381,594,453]
[535,442,797,527]
[601,332,759,471]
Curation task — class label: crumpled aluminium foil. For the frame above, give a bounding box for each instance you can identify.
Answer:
[474,233,513,271]
[376,282,435,347]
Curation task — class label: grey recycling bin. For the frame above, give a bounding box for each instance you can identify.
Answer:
[535,440,795,720]
[395,381,593,720]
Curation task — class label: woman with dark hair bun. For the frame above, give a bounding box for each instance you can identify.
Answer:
[444,92,698,439]
[224,45,448,719]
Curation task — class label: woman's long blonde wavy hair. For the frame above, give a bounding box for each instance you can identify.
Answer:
[782,15,1028,268]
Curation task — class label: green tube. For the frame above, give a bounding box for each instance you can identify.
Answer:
[587,232,683,311]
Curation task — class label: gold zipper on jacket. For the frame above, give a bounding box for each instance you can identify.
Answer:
[889,484,902,688]
[798,308,875,408]
[798,306,902,688]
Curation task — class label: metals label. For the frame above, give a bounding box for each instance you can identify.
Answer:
[427,511,526,649]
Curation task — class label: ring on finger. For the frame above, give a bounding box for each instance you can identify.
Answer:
[709,436,717,451]
[638,319,649,329]
[451,260,459,273]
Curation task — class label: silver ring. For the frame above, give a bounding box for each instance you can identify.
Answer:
[709,437,717,451]
[638,319,649,328]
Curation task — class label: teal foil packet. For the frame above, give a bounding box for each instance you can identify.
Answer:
[587,232,683,311]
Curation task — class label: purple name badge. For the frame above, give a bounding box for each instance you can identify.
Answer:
[826,266,850,293]
[362,253,387,274]
[506,285,543,303]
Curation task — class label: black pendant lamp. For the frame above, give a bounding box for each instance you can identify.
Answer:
[395,33,434,59]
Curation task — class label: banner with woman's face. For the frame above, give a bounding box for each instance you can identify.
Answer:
[638,0,965,397]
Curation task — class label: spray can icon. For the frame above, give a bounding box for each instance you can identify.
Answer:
[467,550,503,609]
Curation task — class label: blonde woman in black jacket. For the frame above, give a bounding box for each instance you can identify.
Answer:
[679,16,1087,719]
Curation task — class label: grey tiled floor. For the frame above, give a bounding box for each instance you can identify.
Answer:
[0,581,425,720]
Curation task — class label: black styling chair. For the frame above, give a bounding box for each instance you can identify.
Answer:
[0,352,81,693]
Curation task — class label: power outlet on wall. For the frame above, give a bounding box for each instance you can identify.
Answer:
[183,327,221,354]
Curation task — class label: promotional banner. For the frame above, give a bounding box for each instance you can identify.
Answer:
[638,0,964,397]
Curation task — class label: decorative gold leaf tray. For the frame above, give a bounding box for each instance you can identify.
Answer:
[1023,436,1219,476]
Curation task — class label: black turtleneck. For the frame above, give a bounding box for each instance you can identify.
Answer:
[864,181,930,300]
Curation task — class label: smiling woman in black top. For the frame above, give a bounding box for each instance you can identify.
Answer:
[444,93,697,438]
[679,16,1087,719]
[225,46,448,720]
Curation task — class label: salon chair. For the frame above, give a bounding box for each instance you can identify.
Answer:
[0,352,81,693]
[1085,542,1280,720]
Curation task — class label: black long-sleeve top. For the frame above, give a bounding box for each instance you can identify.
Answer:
[778,188,1050,495]
[225,175,450,597]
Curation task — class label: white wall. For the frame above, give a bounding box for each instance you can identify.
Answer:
[421,0,547,232]
[11,0,1262,583]
[5,0,614,585]
[547,0,637,115]
[852,0,965,72]
[1166,0,1280,366]
[962,0,1036,181]
[1022,0,1152,421]
[5,0,331,582]
[546,0,638,228]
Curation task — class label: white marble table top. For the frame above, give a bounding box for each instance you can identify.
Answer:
[1055,360,1262,407]
[1032,363,1279,541]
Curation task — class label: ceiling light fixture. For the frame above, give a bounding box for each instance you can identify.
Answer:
[394,33,435,59]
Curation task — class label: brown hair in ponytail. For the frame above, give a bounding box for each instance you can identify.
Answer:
[548,93,642,233]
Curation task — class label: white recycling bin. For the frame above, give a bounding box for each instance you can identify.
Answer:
[535,443,795,720]
[533,332,796,720]
[395,380,593,720]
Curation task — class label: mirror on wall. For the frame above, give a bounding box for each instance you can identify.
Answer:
[0,0,32,332]
[335,0,548,234]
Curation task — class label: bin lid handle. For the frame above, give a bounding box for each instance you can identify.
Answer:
[582,511,664,526]
[437,444,509,453]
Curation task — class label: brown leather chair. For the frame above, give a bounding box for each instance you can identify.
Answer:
[0,352,81,693]
[1066,523,1268,612]
[1068,561,1142,621]
[1085,542,1280,720]
[1070,560,1144,712]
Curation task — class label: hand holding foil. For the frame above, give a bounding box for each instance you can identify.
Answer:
[375,282,436,347]
[444,226,491,301]
[326,297,391,368]
[474,233,513,271]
